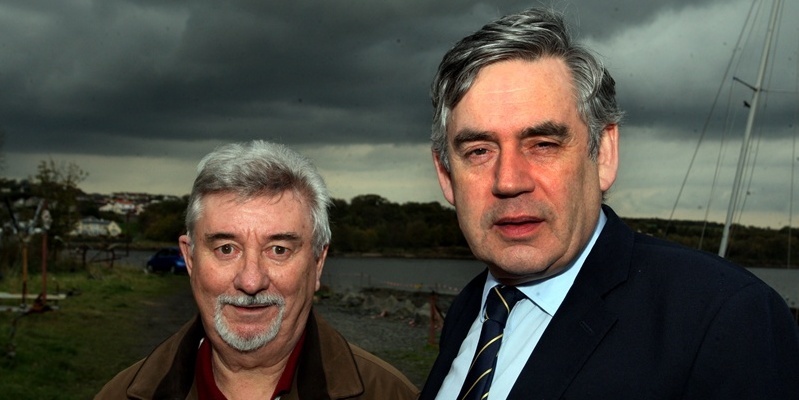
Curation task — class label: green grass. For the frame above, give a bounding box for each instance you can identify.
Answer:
[0,265,187,399]
[375,344,438,388]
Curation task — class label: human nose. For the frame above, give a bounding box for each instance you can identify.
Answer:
[233,250,270,295]
[492,148,535,197]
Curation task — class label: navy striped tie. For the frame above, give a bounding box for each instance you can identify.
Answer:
[458,285,524,400]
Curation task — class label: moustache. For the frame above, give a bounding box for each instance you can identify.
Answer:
[217,293,285,307]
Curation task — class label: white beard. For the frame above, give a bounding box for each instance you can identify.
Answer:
[213,292,286,352]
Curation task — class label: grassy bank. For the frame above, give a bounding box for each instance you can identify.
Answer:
[0,265,187,399]
[0,265,440,397]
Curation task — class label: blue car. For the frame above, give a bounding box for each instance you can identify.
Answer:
[145,247,187,274]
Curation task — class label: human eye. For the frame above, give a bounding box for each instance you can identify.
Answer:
[534,141,557,149]
[213,243,239,259]
[526,137,561,155]
[460,144,494,164]
[467,147,488,156]
[267,245,293,260]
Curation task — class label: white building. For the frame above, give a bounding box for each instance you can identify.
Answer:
[70,216,122,237]
[98,200,143,215]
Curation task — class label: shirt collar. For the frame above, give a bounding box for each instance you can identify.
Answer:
[483,209,607,316]
[195,331,307,400]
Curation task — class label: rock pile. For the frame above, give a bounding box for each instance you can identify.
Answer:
[324,288,453,326]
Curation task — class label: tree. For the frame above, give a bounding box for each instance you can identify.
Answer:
[138,197,188,242]
[32,158,89,241]
[326,195,469,256]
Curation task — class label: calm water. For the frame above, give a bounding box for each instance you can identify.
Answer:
[321,257,486,295]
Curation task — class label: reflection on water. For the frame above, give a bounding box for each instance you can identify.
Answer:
[321,257,485,295]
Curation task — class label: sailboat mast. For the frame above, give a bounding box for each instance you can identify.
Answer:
[718,0,782,257]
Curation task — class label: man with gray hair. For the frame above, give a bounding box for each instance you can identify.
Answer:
[97,140,418,399]
[420,7,799,399]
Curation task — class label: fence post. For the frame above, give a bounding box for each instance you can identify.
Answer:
[428,291,438,346]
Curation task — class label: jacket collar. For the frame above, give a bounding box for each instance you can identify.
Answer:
[421,205,634,400]
[125,310,365,400]
[289,310,364,399]
[126,315,205,399]
[507,204,633,398]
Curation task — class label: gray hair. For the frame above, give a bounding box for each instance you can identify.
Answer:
[431,7,623,171]
[185,140,331,258]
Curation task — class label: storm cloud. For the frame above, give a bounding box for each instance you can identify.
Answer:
[2,0,796,228]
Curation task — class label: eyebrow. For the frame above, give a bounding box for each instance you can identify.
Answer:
[452,129,493,151]
[269,232,302,243]
[452,121,570,150]
[203,231,303,244]
[520,121,569,140]
[204,232,236,243]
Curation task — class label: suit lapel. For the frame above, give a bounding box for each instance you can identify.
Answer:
[508,206,634,398]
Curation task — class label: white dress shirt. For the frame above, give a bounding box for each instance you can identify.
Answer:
[435,211,607,399]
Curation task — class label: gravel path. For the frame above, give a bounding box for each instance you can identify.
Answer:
[132,276,197,360]
[314,297,436,388]
[136,277,440,389]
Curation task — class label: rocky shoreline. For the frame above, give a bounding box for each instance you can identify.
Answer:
[314,287,456,388]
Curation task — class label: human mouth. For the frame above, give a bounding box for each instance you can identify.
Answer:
[218,294,284,315]
[232,303,271,313]
[493,215,542,238]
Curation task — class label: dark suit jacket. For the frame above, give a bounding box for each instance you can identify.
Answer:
[421,206,799,399]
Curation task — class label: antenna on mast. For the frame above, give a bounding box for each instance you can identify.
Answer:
[718,0,782,257]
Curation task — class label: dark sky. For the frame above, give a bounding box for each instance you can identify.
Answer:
[2,0,797,228]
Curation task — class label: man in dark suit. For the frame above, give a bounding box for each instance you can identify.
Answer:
[420,7,799,399]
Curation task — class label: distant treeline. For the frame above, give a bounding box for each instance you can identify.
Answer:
[625,218,798,268]
[327,195,470,257]
[8,167,788,271]
[133,194,472,258]
[131,194,798,267]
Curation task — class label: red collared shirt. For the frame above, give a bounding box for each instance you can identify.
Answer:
[195,333,307,400]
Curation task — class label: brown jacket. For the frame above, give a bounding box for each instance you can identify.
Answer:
[95,310,419,399]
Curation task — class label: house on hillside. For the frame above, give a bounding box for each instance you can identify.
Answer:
[70,216,122,237]
[99,199,142,215]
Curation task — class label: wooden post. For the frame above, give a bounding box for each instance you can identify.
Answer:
[41,232,48,304]
[21,243,28,308]
[428,291,438,346]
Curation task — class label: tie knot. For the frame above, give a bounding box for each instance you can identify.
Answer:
[484,285,523,325]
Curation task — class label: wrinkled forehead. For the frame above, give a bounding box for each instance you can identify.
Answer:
[194,189,313,228]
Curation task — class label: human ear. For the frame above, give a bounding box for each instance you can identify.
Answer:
[314,245,328,292]
[597,124,619,192]
[178,235,194,277]
[433,151,456,205]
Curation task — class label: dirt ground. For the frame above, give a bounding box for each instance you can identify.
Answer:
[135,276,439,389]
[132,276,198,360]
